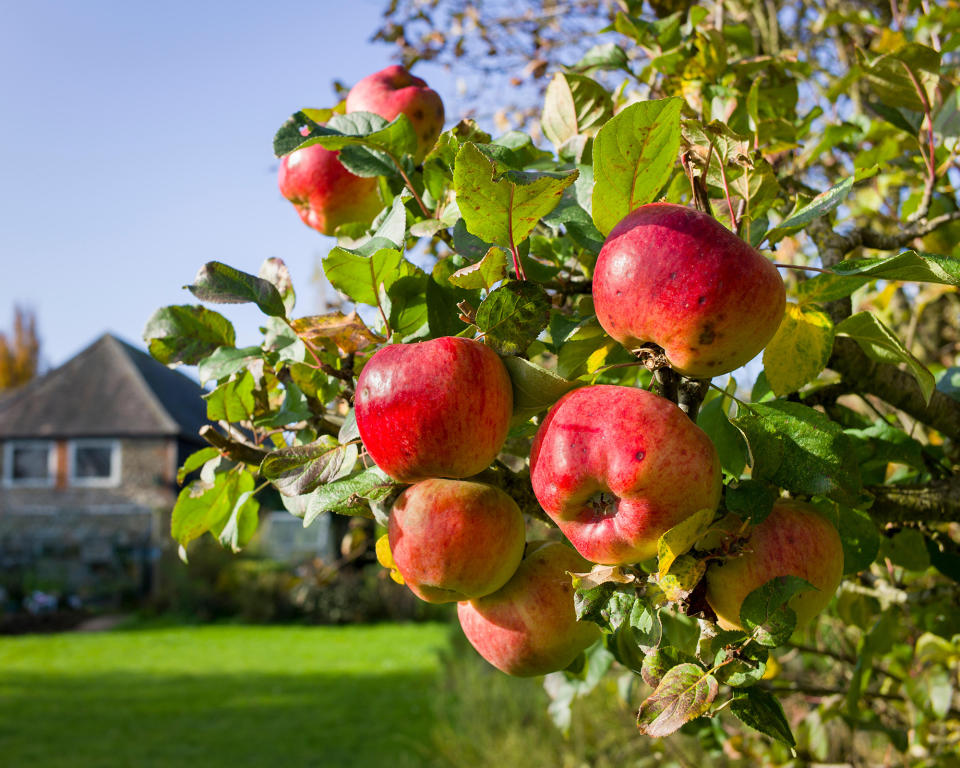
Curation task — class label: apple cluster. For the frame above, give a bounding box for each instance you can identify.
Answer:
[278,65,444,236]
[356,337,601,676]
[300,66,843,677]
[351,209,841,676]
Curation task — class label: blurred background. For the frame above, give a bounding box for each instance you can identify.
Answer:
[0,3,664,767]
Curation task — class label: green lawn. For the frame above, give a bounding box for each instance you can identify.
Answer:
[0,623,451,768]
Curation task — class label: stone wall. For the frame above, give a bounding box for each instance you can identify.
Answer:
[0,437,178,605]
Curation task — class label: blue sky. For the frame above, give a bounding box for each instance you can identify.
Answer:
[0,0,453,369]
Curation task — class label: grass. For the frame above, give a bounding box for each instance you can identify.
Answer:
[0,623,450,768]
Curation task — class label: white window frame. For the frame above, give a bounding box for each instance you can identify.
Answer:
[68,439,122,488]
[2,440,57,488]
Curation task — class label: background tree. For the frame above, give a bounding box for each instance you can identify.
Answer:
[0,306,40,391]
[145,1,960,764]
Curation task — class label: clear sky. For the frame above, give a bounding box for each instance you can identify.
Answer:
[0,0,450,369]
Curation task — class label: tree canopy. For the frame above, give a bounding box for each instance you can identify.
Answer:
[145,1,960,763]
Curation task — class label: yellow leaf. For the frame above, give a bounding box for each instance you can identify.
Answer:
[586,340,618,373]
[375,534,404,585]
[762,302,834,396]
[569,564,637,591]
[657,507,715,580]
[659,555,706,602]
[291,311,385,355]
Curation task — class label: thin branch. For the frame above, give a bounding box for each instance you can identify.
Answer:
[199,424,268,467]
[715,154,739,232]
[286,319,358,395]
[902,62,936,223]
[867,475,960,523]
[386,149,431,218]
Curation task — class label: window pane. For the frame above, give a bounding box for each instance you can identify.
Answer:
[12,446,50,480]
[75,446,113,479]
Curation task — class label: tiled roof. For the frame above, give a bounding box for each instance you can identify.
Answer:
[0,334,208,440]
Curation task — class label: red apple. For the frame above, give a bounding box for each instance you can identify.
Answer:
[457,540,601,677]
[278,142,382,236]
[705,499,844,631]
[593,203,786,378]
[530,385,721,565]
[388,478,526,603]
[346,65,445,162]
[355,337,513,482]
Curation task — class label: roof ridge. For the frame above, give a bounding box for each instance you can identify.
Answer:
[103,335,180,434]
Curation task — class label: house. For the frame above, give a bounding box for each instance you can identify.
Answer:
[0,333,209,605]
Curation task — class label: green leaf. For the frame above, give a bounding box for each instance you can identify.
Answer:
[636,663,719,737]
[302,466,399,525]
[143,305,236,366]
[186,262,287,318]
[725,479,779,525]
[831,251,960,287]
[697,392,749,477]
[657,507,715,580]
[260,437,359,497]
[835,312,935,404]
[762,303,834,396]
[541,196,605,255]
[176,447,220,485]
[323,246,421,307]
[837,505,880,575]
[447,247,508,291]
[845,421,927,471]
[272,108,333,156]
[203,370,255,422]
[730,688,796,747]
[384,274,430,340]
[706,631,769,688]
[258,257,296,315]
[172,470,250,548]
[732,401,863,507]
[796,273,871,304]
[215,488,260,553]
[541,72,613,149]
[764,167,878,244]
[576,42,630,71]
[641,646,694,689]
[474,281,550,356]
[501,356,581,422]
[740,575,816,647]
[856,43,940,113]
[933,87,960,139]
[453,142,578,250]
[591,98,683,236]
[882,528,931,572]
[275,110,417,172]
[197,346,263,386]
[574,586,639,635]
